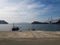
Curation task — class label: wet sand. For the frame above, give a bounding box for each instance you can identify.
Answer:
[0,31,60,45]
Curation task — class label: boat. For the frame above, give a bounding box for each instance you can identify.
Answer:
[12,23,19,31]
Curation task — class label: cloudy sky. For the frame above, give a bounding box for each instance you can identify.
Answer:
[0,0,60,23]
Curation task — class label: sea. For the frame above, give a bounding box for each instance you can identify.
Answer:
[0,23,60,31]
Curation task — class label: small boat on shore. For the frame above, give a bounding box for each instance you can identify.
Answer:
[12,23,19,31]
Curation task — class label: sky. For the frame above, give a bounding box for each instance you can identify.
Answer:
[0,0,60,23]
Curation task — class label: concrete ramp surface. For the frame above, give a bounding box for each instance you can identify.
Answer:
[0,31,60,38]
[0,31,60,45]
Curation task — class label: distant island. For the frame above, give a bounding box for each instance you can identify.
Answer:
[32,21,48,24]
[56,19,60,24]
[0,20,8,24]
[32,19,60,24]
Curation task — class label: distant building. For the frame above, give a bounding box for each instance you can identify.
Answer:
[0,20,8,24]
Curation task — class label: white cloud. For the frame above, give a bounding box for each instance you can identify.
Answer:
[0,0,51,23]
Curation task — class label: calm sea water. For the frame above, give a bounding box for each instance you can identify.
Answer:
[0,24,60,31]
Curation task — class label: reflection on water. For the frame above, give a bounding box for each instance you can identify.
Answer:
[0,24,60,31]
